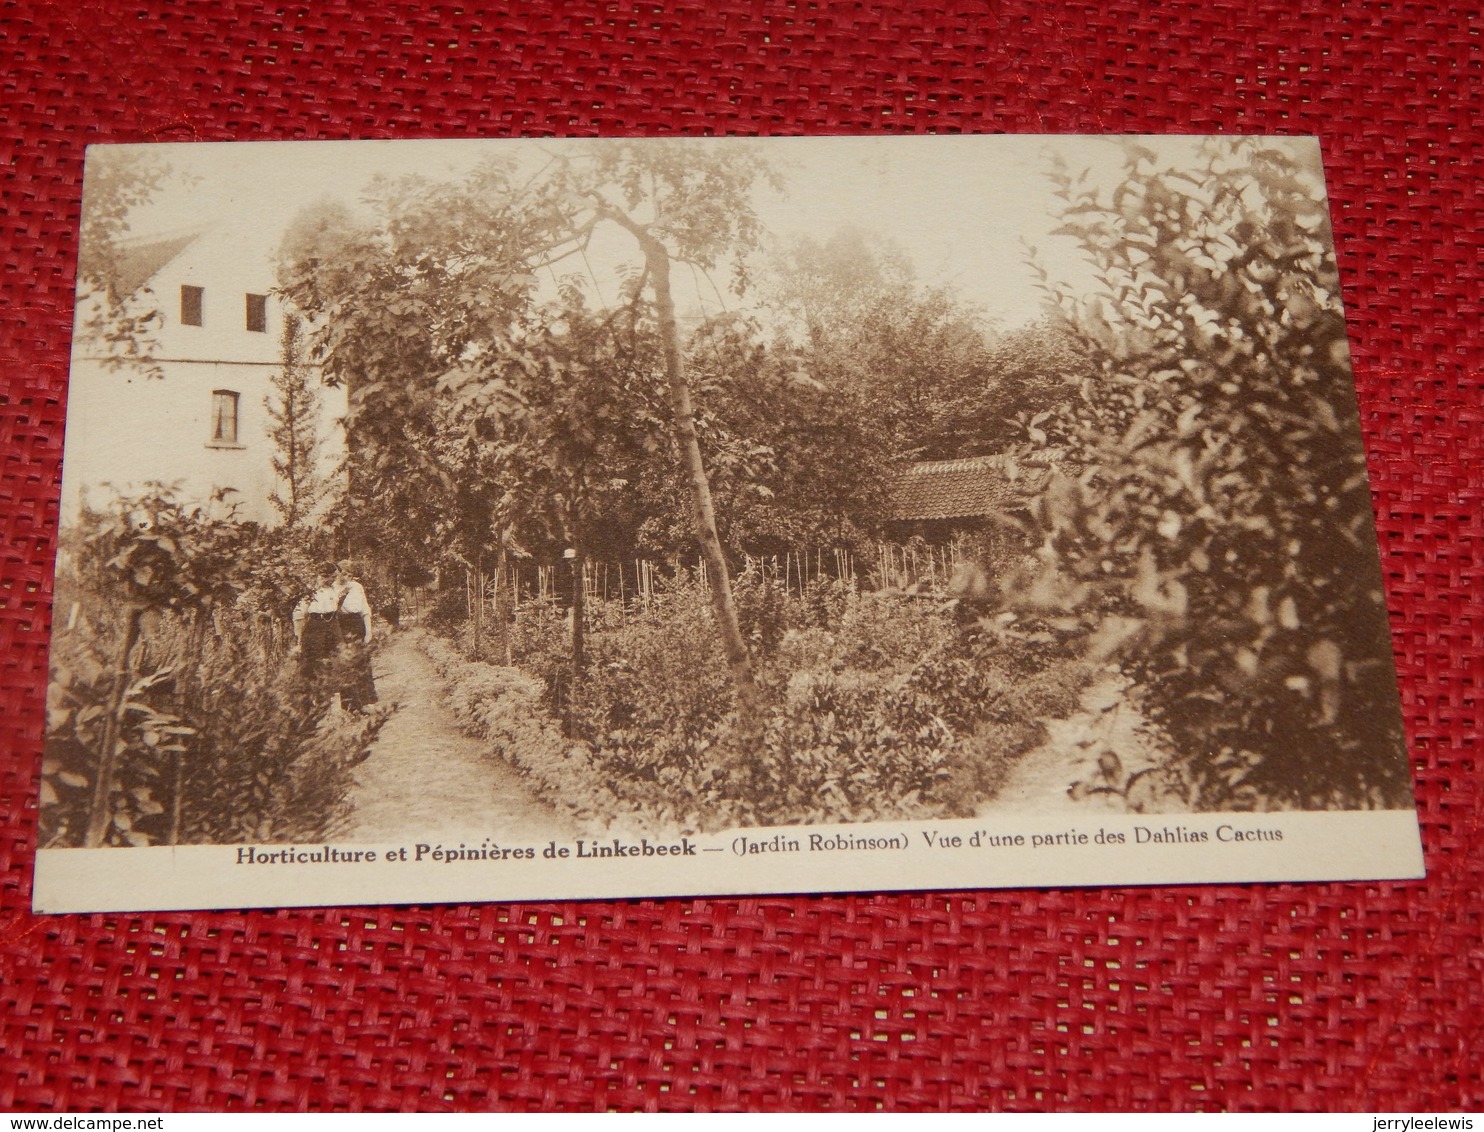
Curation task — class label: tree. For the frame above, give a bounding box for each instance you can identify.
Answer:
[1021,138,1407,809]
[439,284,670,675]
[529,140,781,730]
[265,315,332,527]
[761,229,997,460]
[74,149,176,378]
[275,175,549,583]
[632,310,886,560]
[279,142,782,740]
[922,315,1088,459]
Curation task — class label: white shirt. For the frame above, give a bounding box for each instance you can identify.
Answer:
[338,579,372,618]
[294,581,373,643]
[299,583,346,616]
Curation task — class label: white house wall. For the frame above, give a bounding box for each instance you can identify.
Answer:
[63,223,347,527]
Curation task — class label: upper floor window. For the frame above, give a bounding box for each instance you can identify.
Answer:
[245,293,268,333]
[181,285,204,327]
[210,390,240,446]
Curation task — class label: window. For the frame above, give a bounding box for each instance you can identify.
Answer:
[245,293,268,333]
[210,390,240,446]
[181,285,204,327]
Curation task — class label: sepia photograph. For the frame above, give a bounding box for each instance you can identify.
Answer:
[35,135,1422,912]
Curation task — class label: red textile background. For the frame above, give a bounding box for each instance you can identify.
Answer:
[1,0,1481,1112]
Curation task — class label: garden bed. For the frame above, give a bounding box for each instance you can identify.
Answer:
[427,571,1098,832]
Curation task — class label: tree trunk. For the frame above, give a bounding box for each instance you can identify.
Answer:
[472,550,484,659]
[494,545,512,665]
[633,228,761,730]
[570,550,585,675]
[168,615,210,847]
[84,604,145,848]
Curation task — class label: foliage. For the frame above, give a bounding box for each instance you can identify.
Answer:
[274,143,779,583]
[44,627,192,848]
[432,571,1094,830]
[746,601,1093,824]
[74,148,176,378]
[420,634,627,829]
[761,229,1081,465]
[76,485,248,613]
[44,588,385,848]
[633,312,888,559]
[234,522,336,625]
[754,231,983,532]
[279,141,785,732]
[614,233,1085,566]
[923,316,1089,459]
[274,179,540,586]
[566,578,737,783]
[426,582,474,634]
[437,290,669,563]
[554,138,780,279]
[1021,137,1408,810]
[552,139,782,722]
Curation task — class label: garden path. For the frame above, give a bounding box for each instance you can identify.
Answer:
[976,671,1173,815]
[344,628,575,844]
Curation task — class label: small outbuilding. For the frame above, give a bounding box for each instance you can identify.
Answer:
[885,453,1061,542]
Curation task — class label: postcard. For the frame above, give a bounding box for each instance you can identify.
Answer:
[34,135,1422,913]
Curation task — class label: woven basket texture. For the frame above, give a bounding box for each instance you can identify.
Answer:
[1,0,1480,1112]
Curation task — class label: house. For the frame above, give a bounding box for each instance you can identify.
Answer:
[62,223,346,526]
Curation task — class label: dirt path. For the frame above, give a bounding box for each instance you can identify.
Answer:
[977,670,1172,815]
[345,628,575,844]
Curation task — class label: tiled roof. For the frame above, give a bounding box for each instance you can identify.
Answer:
[109,232,199,298]
[887,454,1056,521]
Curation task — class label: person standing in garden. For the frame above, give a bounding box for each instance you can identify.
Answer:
[292,560,377,710]
[334,560,378,710]
[292,561,347,701]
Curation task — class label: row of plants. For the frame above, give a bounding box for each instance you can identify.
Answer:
[42,489,386,848]
[427,568,1095,831]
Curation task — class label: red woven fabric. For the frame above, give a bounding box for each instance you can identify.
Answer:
[2,0,1480,1112]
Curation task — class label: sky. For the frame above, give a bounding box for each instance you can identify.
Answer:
[97,134,1319,330]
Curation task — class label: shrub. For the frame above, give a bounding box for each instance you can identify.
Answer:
[573,583,734,767]
[734,667,955,825]
[426,584,472,633]
[835,594,959,674]
[733,612,1096,824]
[730,568,797,654]
[421,634,630,828]
[42,491,383,847]
[423,565,1097,831]
[1023,138,1409,810]
[502,596,573,703]
[43,598,385,847]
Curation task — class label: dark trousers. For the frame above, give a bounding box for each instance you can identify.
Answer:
[336,614,378,709]
[299,615,377,710]
[299,616,339,678]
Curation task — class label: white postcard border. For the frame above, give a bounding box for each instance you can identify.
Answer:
[34,810,1424,913]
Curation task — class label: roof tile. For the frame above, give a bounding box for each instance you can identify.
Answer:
[887,454,1056,521]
